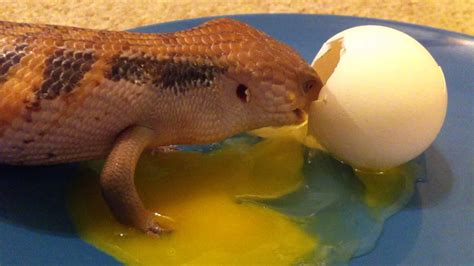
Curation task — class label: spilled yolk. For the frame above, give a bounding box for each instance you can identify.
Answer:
[357,167,414,208]
[68,137,317,265]
[68,125,419,265]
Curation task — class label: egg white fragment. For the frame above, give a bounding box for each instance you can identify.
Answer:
[308,25,447,171]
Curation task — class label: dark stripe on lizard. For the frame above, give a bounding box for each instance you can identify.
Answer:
[0,43,28,83]
[36,48,96,100]
[106,56,226,95]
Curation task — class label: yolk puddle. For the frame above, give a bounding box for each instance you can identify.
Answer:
[68,125,421,265]
[68,137,317,265]
[357,166,415,208]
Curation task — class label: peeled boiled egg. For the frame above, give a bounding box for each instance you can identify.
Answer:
[308,25,447,171]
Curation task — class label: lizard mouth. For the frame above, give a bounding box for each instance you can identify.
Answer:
[292,108,307,122]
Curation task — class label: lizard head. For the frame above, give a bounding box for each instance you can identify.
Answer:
[222,43,321,125]
[201,19,323,136]
[149,19,323,145]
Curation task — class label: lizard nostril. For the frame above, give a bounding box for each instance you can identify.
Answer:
[303,80,315,93]
[303,78,323,101]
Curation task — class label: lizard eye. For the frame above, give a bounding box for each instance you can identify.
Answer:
[236,84,250,103]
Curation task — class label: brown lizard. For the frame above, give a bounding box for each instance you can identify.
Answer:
[0,18,322,234]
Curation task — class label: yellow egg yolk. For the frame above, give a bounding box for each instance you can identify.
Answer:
[68,126,419,265]
[68,136,317,265]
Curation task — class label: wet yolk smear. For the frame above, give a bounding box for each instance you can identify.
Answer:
[356,166,416,208]
[68,136,317,265]
[68,125,420,265]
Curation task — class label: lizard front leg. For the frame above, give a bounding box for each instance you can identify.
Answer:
[100,126,174,234]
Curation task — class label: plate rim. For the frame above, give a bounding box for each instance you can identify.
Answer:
[129,13,474,40]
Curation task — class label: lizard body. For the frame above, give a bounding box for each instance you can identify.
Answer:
[0,18,322,233]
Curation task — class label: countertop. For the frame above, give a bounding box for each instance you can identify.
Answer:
[0,0,472,35]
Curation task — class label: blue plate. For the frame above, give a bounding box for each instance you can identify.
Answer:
[0,14,472,265]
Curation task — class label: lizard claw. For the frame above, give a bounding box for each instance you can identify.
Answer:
[150,145,178,155]
[145,212,175,236]
[147,224,173,235]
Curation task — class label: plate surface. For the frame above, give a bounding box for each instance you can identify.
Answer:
[0,14,472,265]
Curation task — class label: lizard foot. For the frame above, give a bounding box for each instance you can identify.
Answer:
[101,126,177,236]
